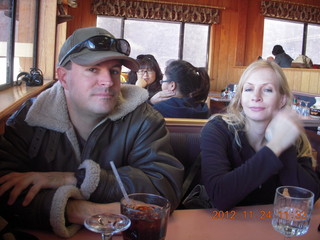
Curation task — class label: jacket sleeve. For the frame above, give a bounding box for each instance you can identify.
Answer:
[78,104,184,210]
[278,147,320,200]
[200,118,320,211]
[0,102,84,238]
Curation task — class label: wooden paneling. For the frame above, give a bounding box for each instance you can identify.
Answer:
[232,66,320,94]
[62,0,320,94]
[244,0,264,64]
[38,0,57,80]
[66,0,96,38]
[309,72,320,94]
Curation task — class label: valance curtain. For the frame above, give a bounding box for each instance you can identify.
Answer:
[261,0,320,24]
[91,0,221,24]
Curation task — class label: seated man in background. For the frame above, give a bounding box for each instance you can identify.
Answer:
[0,27,183,238]
[272,45,293,68]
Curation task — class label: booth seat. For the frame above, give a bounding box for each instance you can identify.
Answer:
[165,118,205,205]
[165,118,205,177]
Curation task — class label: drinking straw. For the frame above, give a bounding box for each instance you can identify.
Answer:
[110,161,129,201]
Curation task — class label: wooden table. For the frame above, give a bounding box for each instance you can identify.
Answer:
[300,116,320,128]
[26,200,320,240]
[209,91,230,114]
[209,91,231,102]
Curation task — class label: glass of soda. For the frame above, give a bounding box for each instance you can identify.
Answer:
[120,193,171,240]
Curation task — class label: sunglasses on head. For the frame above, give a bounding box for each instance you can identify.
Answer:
[58,35,131,66]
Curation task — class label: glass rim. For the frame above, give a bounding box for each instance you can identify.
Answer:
[120,193,171,208]
[276,186,315,200]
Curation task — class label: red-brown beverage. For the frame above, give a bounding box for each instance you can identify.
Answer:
[120,193,170,240]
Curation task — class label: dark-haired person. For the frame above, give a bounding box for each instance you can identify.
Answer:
[272,45,293,68]
[149,60,210,119]
[127,54,163,98]
[0,27,183,238]
[201,60,320,211]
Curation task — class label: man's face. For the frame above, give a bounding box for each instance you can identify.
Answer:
[59,60,122,119]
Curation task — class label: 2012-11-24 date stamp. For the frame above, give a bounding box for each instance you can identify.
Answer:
[211,210,272,220]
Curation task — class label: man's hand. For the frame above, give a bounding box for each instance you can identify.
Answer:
[0,172,77,206]
[66,200,120,225]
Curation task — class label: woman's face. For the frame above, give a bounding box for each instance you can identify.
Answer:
[137,68,156,86]
[241,67,286,124]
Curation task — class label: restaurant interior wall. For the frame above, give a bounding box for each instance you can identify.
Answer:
[63,0,320,93]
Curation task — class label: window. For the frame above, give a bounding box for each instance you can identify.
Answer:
[262,18,320,64]
[97,16,210,73]
[306,24,320,64]
[124,19,180,72]
[0,0,39,90]
[183,23,209,68]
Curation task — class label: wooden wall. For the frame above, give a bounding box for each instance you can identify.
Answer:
[233,66,320,95]
[38,0,57,80]
[63,0,320,94]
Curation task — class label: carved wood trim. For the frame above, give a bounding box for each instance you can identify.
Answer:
[261,0,320,24]
[91,0,222,24]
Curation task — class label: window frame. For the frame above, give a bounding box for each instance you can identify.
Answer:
[0,0,40,91]
[97,16,210,71]
[262,17,320,64]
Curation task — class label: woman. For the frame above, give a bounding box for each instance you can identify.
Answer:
[127,54,162,98]
[150,60,210,119]
[201,60,320,211]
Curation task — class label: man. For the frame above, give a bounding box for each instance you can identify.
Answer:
[0,27,184,238]
[272,45,293,68]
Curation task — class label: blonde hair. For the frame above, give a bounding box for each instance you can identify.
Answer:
[212,60,312,158]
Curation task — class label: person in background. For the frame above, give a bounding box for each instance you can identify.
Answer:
[0,27,183,238]
[149,60,210,119]
[127,54,163,98]
[267,56,275,61]
[201,60,320,211]
[272,45,293,68]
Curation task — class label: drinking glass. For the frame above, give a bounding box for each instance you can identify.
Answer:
[84,213,131,240]
[120,193,171,240]
[272,186,314,239]
[301,101,310,117]
[295,99,303,115]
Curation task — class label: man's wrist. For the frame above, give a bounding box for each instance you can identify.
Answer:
[64,172,77,186]
[74,169,85,188]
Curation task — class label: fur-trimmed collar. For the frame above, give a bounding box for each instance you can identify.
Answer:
[25,81,149,132]
[24,82,149,161]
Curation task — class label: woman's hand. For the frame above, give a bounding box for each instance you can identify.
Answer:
[0,172,77,206]
[265,107,303,156]
[135,78,148,88]
[149,90,176,105]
